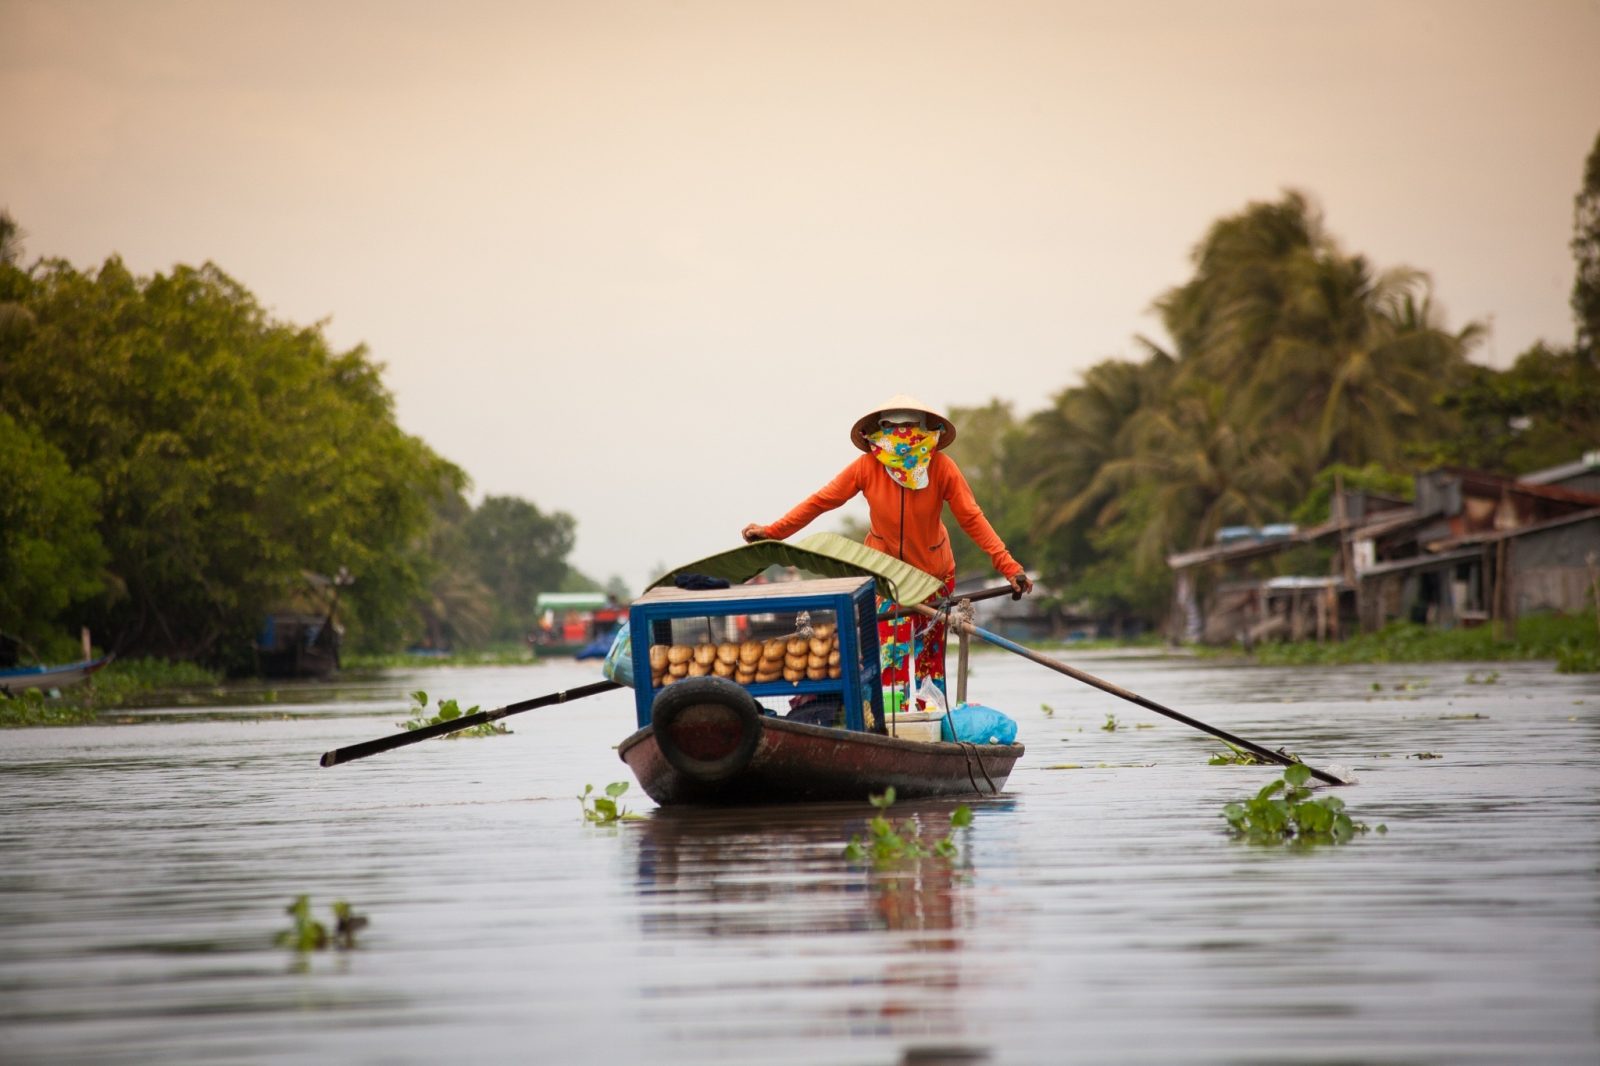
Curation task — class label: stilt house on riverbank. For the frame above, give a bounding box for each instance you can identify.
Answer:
[1166,453,1600,645]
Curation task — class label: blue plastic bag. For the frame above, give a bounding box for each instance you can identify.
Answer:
[941,703,1018,745]
[601,621,634,688]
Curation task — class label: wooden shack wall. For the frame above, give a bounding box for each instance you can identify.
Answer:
[1509,515,1600,615]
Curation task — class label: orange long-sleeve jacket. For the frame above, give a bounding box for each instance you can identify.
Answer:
[760,453,1022,585]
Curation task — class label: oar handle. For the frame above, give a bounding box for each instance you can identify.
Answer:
[880,583,1020,621]
[910,605,1349,786]
[319,679,622,767]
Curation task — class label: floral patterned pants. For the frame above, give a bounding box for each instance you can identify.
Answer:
[876,577,955,708]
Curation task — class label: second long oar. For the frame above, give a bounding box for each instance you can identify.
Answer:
[909,604,1355,786]
[319,679,622,767]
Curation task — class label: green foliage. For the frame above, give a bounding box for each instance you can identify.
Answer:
[0,412,109,647]
[274,895,368,951]
[1216,612,1597,666]
[463,496,576,642]
[398,690,507,737]
[1431,345,1600,473]
[578,781,642,824]
[1,657,226,725]
[0,688,97,727]
[1101,713,1119,732]
[1222,764,1383,846]
[1000,191,1490,631]
[1573,129,1600,358]
[1208,742,1267,766]
[944,399,1039,581]
[343,645,534,669]
[0,251,465,664]
[1289,462,1414,527]
[843,787,973,865]
[1556,645,1600,673]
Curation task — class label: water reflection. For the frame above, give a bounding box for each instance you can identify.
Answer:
[631,801,1015,940]
[627,800,1015,1059]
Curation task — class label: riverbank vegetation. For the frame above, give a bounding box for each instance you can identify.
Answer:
[0,657,224,726]
[1202,612,1599,668]
[4,133,1597,667]
[947,133,1600,632]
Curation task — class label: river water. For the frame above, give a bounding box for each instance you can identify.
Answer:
[1,650,1596,1065]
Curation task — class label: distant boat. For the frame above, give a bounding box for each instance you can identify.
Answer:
[531,592,626,659]
[255,569,351,679]
[254,612,341,679]
[0,656,111,695]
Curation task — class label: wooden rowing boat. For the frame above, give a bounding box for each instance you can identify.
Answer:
[616,536,1024,807]
[619,702,1022,806]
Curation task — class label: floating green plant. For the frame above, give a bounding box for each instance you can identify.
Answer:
[0,688,98,727]
[844,787,972,865]
[579,781,643,824]
[274,895,367,951]
[1101,713,1119,732]
[1408,751,1443,760]
[1039,702,1055,717]
[1222,764,1383,846]
[1208,742,1268,766]
[1556,645,1599,673]
[398,691,507,737]
[1465,670,1500,684]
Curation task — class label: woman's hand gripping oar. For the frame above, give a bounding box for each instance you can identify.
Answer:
[909,603,1356,786]
[318,679,622,767]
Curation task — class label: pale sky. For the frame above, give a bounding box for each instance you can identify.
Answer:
[3,0,1598,592]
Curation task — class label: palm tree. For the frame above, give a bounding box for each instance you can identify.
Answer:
[1252,252,1480,476]
[1095,381,1296,571]
[1156,191,1481,483]
[1021,349,1172,537]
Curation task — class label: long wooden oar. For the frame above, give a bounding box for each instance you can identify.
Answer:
[909,605,1354,786]
[319,679,622,767]
[878,583,1021,622]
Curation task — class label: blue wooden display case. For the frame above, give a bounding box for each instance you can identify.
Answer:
[627,576,883,732]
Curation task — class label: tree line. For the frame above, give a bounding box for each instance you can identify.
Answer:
[944,134,1600,628]
[5,132,1596,661]
[0,218,590,668]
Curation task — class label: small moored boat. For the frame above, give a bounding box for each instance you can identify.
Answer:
[0,656,111,694]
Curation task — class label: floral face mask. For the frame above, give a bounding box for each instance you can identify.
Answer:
[867,423,941,489]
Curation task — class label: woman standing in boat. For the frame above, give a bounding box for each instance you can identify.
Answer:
[741,394,1031,708]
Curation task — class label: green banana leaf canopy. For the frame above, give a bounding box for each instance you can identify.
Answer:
[647,532,943,606]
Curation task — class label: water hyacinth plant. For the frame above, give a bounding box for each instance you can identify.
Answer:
[578,781,643,824]
[1222,763,1384,846]
[399,690,507,738]
[844,787,973,865]
[1208,741,1269,766]
[274,895,368,951]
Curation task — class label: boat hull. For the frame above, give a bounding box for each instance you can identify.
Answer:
[618,714,1023,806]
[0,657,110,694]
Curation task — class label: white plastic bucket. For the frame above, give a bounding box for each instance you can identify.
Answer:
[887,710,945,743]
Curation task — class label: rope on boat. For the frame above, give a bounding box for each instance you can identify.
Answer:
[957,739,998,795]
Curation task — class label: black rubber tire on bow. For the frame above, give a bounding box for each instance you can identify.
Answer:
[650,677,764,783]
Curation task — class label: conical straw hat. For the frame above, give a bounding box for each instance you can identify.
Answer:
[849,394,956,453]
